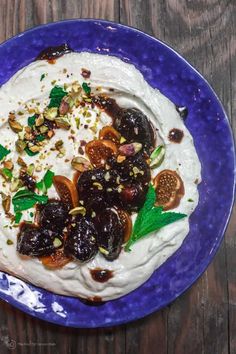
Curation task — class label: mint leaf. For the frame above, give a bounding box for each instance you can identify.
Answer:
[12,189,48,212]
[15,211,23,224]
[48,86,67,108]
[0,144,10,161]
[25,147,39,156]
[1,168,13,181]
[132,184,156,236]
[40,73,46,81]
[35,134,45,142]
[28,115,37,127]
[36,170,54,193]
[82,82,91,95]
[125,184,187,251]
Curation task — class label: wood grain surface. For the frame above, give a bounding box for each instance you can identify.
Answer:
[0,1,235,353]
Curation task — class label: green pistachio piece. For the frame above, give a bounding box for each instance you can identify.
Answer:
[150,145,165,168]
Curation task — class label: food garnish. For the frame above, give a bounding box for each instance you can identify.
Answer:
[125,184,186,251]
[0,144,10,161]
[99,126,121,143]
[82,82,91,95]
[48,86,67,108]
[12,189,48,212]
[40,249,72,269]
[85,139,117,167]
[153,169,184,210]
[150,145,165,168]
[53,175,79,208]
[36,169,55,193]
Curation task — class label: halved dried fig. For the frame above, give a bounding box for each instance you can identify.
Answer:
[40,249,72,269]
[53,175,79,208]
[85,139,117,167]
[99,126,121,144]
[153,169,184,210]
[117,209,132,243]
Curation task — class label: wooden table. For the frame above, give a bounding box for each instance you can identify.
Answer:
[0,1,235,353]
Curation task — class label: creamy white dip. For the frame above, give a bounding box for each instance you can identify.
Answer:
[0,53,201,300]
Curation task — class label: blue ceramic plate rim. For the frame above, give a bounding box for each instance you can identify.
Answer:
[0,19,235,328]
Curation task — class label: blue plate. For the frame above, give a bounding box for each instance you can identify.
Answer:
[0,19,234,328]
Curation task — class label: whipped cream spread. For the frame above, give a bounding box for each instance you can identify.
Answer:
[0,52,201,300]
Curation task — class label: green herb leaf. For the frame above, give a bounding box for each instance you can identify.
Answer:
[24,147,39,156]
[0,144,10,161]
[82,82,91,95]
[1,168,13,181]
[48,86,67,108]
[36,169,55,193]
[12,189,48,212]
[125,184,187,251]
[15,211,23,224]
[28,115,37,127]
[35,134,46,142]
[40,73,46,81]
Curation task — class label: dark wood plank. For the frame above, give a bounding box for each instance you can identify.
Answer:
[0,1,235,354]
[120,1,236,354]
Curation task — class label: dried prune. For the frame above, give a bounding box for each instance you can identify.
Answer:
[64,216,98,262]
[108,153,151,185]
[120,183,148,211]
[96,208,125,261]
[39,200,70,232]
[17,223,60,257]
[114,108,155,154]
[77,168,108,211]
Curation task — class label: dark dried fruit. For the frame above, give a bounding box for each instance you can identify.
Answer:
[19,171,36,191]
[120,183,147,211]
[96,208,124,261]
[17,224,60,257]
[114,108,155,154]
[39,200,70,232]
[64,216,98,262]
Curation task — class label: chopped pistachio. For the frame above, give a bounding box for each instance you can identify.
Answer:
[39,125,49,134]
[75,117,80,129]
[8,117,23,133]
[118,142,142,156]
[44,107,58,121]
[71,156,91,172]
[7,239,13,245]
[1,193,11,213]
[117,155,126,163]
[15,139,27,153]
[35,114,45,126]
[120,136,126,144]
[10,178,22,192]
[3,160,14,170]
[99,247,109,256]
[35,164,42,172]
[69,206,86,216]
[29,145,41,153]
[55,140,64,150]
[93,182,103,190]
[47,130,54,138]
[53,238,62,248]
[150,145,165,169]
[26,163,35,176]
[55,116,71,130]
